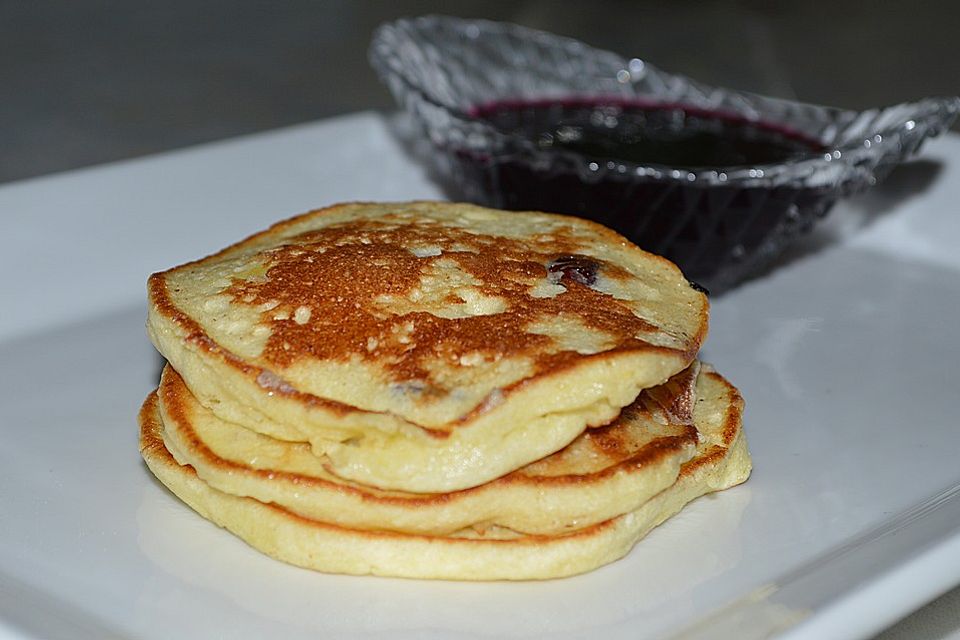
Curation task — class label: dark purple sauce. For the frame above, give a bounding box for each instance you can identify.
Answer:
[470,98,823,169]
[447,99,832,287]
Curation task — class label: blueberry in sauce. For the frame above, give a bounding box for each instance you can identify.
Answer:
[547,255,599,286]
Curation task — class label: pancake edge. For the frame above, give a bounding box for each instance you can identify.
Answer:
[138,366,750,581]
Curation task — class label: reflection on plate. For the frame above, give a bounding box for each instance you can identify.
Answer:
[136,482,751,638]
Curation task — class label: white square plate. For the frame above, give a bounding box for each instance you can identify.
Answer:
[1,113,958,640]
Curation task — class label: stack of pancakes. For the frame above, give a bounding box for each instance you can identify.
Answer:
[140,201,751,580]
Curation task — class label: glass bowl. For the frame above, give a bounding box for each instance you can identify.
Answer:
[369,15,959,292]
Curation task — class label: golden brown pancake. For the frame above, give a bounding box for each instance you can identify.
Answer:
[139,364,750,581]
[157,363,702,535]
[147,201,709,492]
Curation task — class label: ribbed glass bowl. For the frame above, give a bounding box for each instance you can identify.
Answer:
[369,15,959,291]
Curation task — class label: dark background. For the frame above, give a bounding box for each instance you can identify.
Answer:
[2,0,958,184]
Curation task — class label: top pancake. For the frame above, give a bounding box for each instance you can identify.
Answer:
[148,202,708,492]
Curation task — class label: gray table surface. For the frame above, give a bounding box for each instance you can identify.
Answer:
[2,2,958,637]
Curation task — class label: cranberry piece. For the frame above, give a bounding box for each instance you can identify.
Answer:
[547,255,599,286]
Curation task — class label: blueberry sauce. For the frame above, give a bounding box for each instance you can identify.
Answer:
[471,99,823,169]
[447,99,831,287]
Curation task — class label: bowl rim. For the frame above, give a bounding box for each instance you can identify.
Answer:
[370,15,960,186]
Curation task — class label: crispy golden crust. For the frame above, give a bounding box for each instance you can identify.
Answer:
[148,201,708,432]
